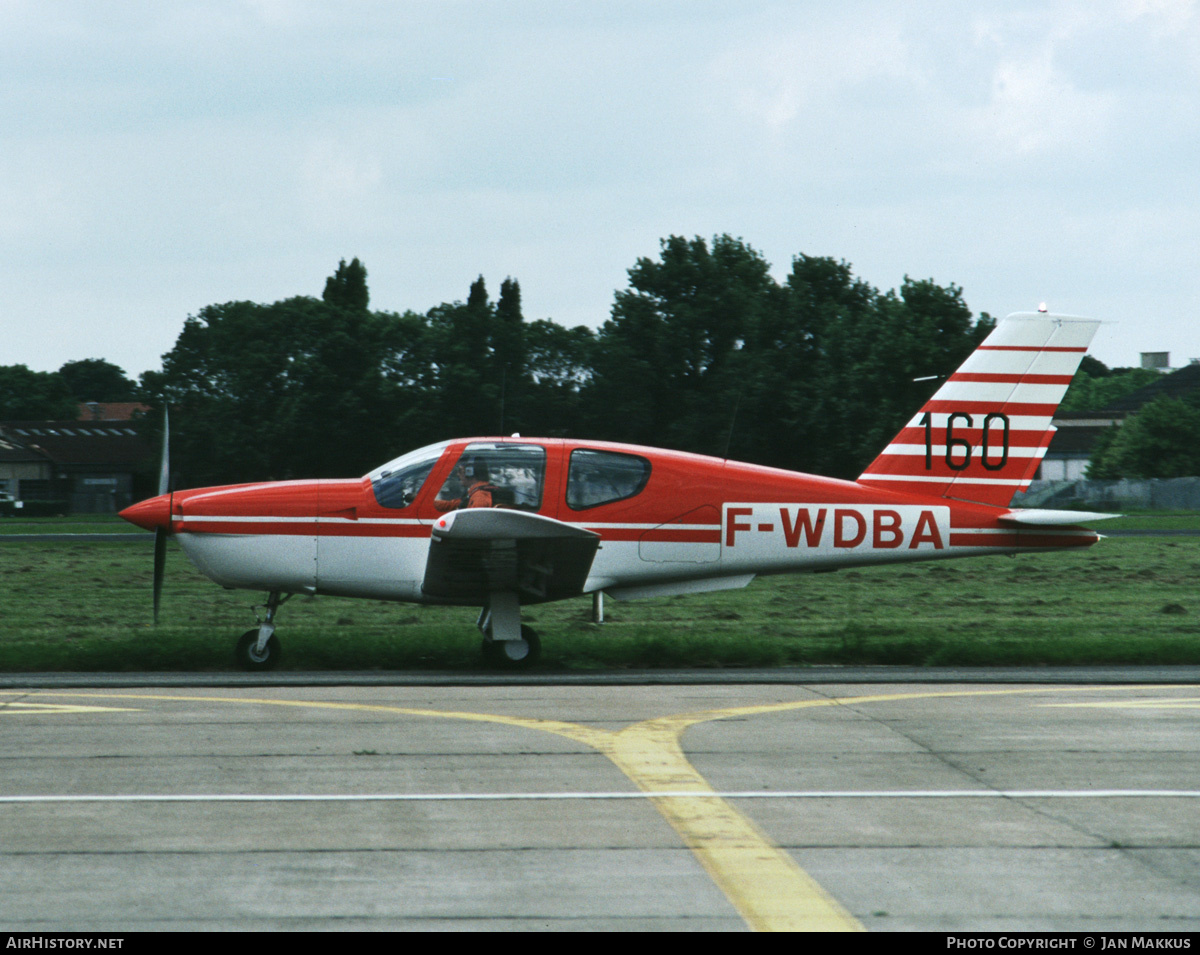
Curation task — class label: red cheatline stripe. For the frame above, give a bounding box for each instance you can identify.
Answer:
[596,528,721,543]
[950,517,1012,531]
[949,532,1097,548]
[317,524,431,539]
[184,520,430,539]
[184,523,713,545]
[186,521,319,536]
[948,373,1074,385]
[977,345,1088,353]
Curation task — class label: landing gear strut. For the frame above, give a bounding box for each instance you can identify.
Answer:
[235,591,290,671]
[478,592,540,668]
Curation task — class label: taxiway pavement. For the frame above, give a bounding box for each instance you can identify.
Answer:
[1,677,1198,932]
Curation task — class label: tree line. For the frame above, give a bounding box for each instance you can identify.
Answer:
[141,244,997,488]
[7,239,1190,487]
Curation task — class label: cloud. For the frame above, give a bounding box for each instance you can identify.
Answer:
[970,47,1115,156]
[3,1,1200,376]
[711,14,917,133]
[297,138,385,226]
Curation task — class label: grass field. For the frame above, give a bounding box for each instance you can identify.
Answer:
[1,524,1197,671]
[1078,513,1200,532]
[0,514,133,535]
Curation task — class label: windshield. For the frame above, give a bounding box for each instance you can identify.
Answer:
[368,440,451,509]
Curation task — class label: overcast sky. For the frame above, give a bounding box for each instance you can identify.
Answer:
[3,0,1198,379]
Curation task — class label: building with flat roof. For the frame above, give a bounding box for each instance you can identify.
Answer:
[1039,363,1200,480]
[0,410,151,513]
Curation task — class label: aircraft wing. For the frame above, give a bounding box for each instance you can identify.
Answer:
[422,509,601,604]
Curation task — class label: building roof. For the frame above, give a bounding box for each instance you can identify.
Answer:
[0,432,50,465]
[0,422,149,468]
[1045,363,1200,463]
[1043,424,1109,456]
[1102,363,1200,414]
[77,402,150,421]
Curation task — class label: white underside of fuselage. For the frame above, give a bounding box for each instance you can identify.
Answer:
[177,532,430,601]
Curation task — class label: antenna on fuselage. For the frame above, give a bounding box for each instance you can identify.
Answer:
[721,390,742,460]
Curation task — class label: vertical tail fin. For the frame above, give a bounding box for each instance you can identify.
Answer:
[858,312,1100,507]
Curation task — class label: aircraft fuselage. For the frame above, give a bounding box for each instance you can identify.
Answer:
[122,437,1097,605]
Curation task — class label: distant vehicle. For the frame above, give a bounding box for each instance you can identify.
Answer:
[121,312,1115,670]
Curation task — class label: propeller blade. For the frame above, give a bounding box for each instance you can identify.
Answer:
[153,526,167,625]
[157,407,170,497]
[154,406,171,625]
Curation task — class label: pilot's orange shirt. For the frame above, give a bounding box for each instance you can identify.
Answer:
[434,481,494,512]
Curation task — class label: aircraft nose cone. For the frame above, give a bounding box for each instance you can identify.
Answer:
[120,494,173,531]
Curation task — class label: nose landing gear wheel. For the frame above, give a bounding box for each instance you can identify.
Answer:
[481,625,541,668]
[235,629,281,671]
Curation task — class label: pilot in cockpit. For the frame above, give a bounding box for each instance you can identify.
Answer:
[434,457,497,511]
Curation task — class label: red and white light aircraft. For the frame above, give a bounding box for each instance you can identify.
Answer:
[121,312,1113,669]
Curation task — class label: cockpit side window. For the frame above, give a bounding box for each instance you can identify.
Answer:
[370,445,445,509]
[566,449,651,510]
[434,443,547,512]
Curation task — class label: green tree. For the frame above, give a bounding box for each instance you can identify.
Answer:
[1059,362,1161,412]
[1087,394,1200,478]
[0,365,79,419]
[322,257,370,311]
[492,277,526,434]
[741,254,877,475]
[520,320,595,437]
[134,239,1014,487]
[58,359,137,403]
[425,276,499,437]
[811,278,993,477]
[587,235,780,455]
[582,239,993,477]
[142,261,425,485]
[727,262,991,478]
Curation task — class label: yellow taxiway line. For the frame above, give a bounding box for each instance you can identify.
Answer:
[3,684,1186,931]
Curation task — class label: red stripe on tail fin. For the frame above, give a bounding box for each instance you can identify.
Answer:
[857,313,1100,507]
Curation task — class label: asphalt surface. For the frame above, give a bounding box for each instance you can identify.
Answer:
[2,673,1198,932]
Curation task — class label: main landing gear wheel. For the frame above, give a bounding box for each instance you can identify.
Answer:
[235,629,281,671]
[481,624,541,668]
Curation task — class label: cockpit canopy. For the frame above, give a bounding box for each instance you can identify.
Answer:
[368,440,653,513]
[368,440,450,509]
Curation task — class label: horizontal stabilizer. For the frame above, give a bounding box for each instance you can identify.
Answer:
[999,509,1121,526]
